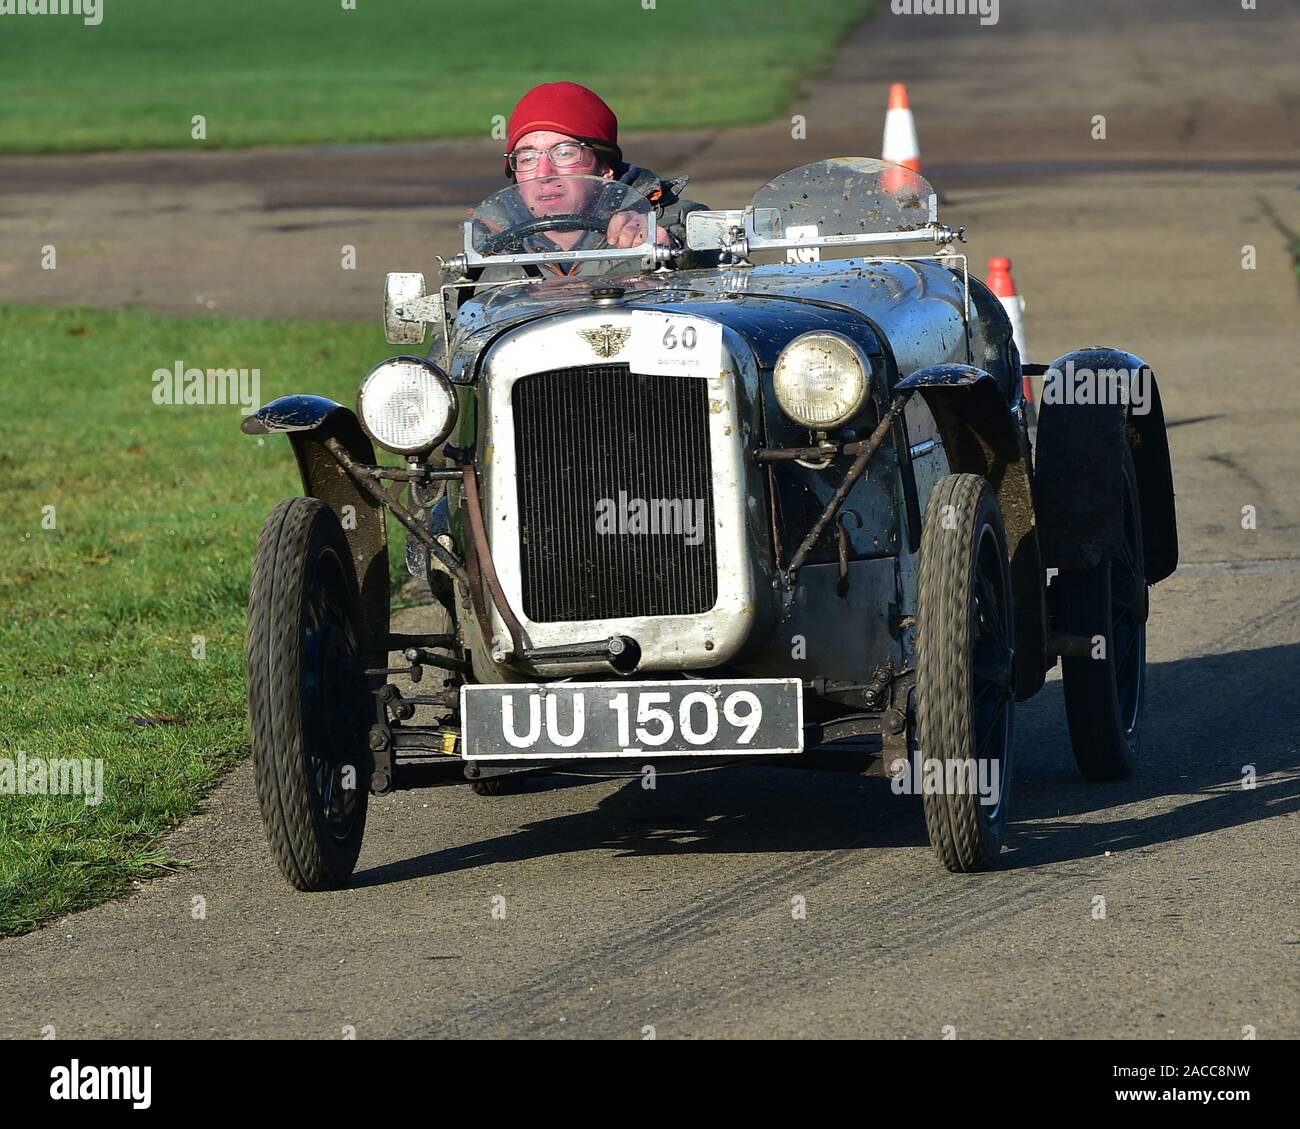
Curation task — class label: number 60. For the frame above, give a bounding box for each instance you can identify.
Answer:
[662,323,698,350]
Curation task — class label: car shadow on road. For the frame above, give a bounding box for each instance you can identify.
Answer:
[352,762,928,886]
[352,643,1299,886]
[1001,641,1300,869]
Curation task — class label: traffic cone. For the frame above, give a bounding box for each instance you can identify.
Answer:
[986,256,1035,420]
[882,83,922,194]
[882,83,922,171]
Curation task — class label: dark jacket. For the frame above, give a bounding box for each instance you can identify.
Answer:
[614,163,709,251]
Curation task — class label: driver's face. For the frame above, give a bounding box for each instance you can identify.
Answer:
[513,130,611,217]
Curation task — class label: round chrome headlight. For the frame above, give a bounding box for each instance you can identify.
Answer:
[773,332,871,430]
[357,356,457,455]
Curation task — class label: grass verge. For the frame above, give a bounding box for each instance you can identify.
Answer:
[0,304,405,935]
[0,0,878,153]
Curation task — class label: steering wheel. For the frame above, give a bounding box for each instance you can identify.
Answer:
[479,214,609,255]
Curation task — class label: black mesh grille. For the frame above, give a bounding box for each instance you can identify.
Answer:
[513,364,717,622]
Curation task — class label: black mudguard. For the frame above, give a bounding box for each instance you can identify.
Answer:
[243,395,390,651]
[1034,350,1178,583]
[898,365,1046,701]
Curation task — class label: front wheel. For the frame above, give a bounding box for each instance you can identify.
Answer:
[248,498,372,890]
[915,474,1016,872]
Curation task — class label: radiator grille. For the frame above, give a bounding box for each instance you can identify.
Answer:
[513,364,717,622]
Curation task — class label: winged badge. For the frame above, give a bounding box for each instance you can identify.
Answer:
[578,323,632,359]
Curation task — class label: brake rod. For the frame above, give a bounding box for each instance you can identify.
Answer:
[784,393,908,583]
[323,436,467,584]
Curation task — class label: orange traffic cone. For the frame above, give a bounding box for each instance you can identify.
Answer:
[882,83,922,171]
[987,256,1035,420]
[882,83,923,195]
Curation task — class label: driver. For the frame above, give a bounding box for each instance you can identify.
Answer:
[494,81,712,267]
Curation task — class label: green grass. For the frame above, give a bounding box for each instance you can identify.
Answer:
[0,305,409,935]
[0,0,878,154]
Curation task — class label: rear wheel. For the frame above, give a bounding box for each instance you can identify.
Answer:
[248,498,372,890]
[1056,445,1147,780]
[915,475,1016,873]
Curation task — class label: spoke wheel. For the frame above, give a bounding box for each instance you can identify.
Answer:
[1057,445,1147,780]
[915,474,1016,872]
[248,498,372,890]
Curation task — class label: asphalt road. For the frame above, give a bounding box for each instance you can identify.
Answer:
[1,0,1297,1038]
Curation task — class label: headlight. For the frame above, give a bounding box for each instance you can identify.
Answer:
[773,332,871,429]
[357,356,457,455]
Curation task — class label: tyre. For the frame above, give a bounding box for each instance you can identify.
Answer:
[915,474,1016,872]
[248,498,372,890]
[470,776,513,796]
[1056,445,1147,780]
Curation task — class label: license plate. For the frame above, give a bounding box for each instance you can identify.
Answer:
[461,679,804,760]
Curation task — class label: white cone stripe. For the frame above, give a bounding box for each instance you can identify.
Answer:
[997,293,1028,362]
[882,107,920,164]
[998,290,1035,422]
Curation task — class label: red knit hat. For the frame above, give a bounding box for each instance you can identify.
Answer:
[504,82,621,176]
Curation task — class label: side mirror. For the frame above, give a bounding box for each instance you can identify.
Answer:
[383,272,445,345]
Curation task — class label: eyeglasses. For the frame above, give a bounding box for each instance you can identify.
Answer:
[506,141,596,173]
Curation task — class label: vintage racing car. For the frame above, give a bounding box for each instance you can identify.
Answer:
[242,157,1178,888]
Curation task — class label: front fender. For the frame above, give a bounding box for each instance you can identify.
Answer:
[243,396,390,652]
[1035,349,1178,583]
[897,365,1045,700]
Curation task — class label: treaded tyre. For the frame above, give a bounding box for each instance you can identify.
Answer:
[248,498,372,890]
[916,474,1016,873]
[1056,445,1147,781]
